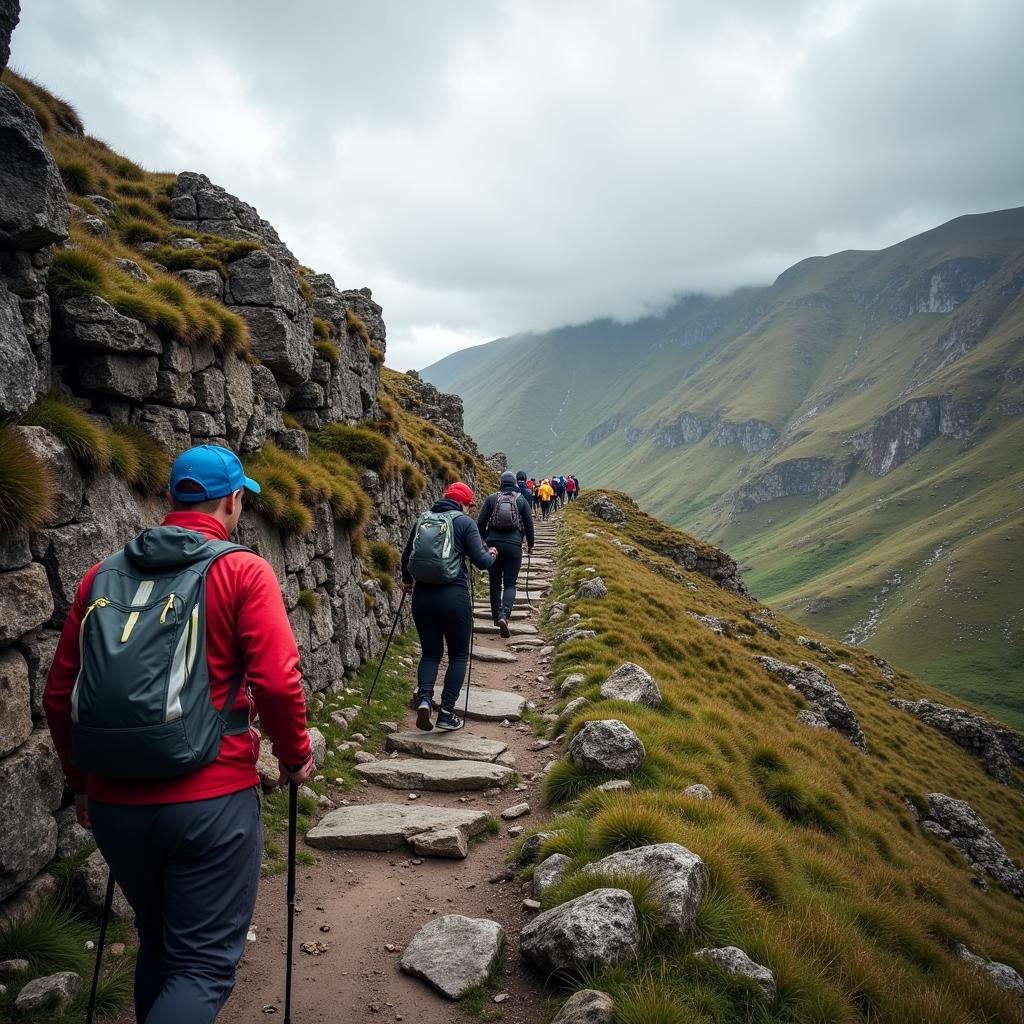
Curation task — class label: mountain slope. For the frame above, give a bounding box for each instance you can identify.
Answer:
[424,209,1024,726]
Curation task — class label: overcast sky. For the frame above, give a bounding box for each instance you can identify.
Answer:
[11,0,1024,369]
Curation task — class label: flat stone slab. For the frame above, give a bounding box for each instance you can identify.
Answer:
[473,607,531,619]
[306,804,492,851]
[354,758,514,791]
[401,915,505,999]
[473,622,539,635]
[470,645,518,664]
[386,730,508,762]
[432,685,527,721]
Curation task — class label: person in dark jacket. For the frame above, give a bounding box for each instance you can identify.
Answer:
[515,469,533,507]
[401,482,496,731]
[478,471,535,636]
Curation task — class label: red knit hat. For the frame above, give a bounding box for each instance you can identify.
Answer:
[444,482,474,505]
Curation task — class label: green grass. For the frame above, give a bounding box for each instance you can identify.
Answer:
[297,589,320,612]
[22,394,113,470]
[0,423,56,535]
[315,423,398,475]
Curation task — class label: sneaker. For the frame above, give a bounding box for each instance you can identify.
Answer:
[416,700,434,732]
[435,710,464,731]
[497,617,511,638]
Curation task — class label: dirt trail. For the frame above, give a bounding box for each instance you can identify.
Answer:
[221,519,561,1024]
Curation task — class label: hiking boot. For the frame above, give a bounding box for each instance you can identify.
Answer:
[435,709,464,731]
[416,700,434,732]
[497,617,511,638]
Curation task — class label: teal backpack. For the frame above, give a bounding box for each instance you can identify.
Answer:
[70,525,252,780]
[407,509,463,584]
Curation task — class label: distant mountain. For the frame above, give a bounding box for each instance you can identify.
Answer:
[424,209,1024,726]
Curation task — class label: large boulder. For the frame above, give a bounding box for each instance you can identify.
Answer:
[568,719,645,773]
[588,495,626,524]
[400,915,504,999]
[56,295,162,355]
[0,648,32,758]
[519,888,640,975]
[226,249,299,314]
[14,971,83,1016]
[583,843,706,933]
[236,306,313,385]
[0,561,54,645]
[551,989,615,1024]
[599,662,662,708]
[17,426,84,526]
[955,943,1024,996]
[0,730,62,901]
[576,577,609,600]
[0,282,38,417]
[694,946,777,1002]
[0,82,70,248]
[78,352,159,400]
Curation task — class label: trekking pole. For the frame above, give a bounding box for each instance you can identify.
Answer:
[465,568,474,722]
[525,545,533,609]
[284,780,298,1024]
[365,590,407,705]
[85,873,115,1024]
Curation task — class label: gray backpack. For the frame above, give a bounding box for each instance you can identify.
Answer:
[491,493,521,533]
[70,525,252,780]
[407,510,463,584]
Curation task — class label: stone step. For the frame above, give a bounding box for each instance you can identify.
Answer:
[469,646,518,664]
[471,607,531,619]
[354,758,514,792]
[473,622,539,635]
[386,730,508,762]
[306,804,492,852]
[432,684,526,720]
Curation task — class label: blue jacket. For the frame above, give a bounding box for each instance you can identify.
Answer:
[517,481,532,506]
[401,498,494,590]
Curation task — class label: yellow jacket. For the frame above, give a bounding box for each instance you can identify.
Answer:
[538,482,554,501]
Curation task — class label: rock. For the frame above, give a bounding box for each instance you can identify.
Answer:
[354,758,513,792]
[56,295,162,355]
[890,698,1015,784]
[683,783,713,800]
[0,562,54,646]
[237,307,313,386]
[519,830,567,864]
[0,731,62,901]
[407,827,469,859]
[54,808,92,861]
[0,82,70,248]
[79,352,159,400]
[469,646,518,664]
[599,662,662,708]
[0,283,37,417]
[797,635,836,662]
[554,627,598,646]
[227,250,299,314]
[112,256,148,281]
[596,779,632,793]
[561,697,590,719]
[576,577,609,600]
[306,804,492,852]
[534,853,571,896]
[551,989,615,1024]
[431,685,526,721]
[519,888,640,974]
[588,496,626,524]
[308,727,327,767]
[0,648,31,758]
[13,971,82,1015]
[76,849,131,918]
[870,655,896,682]
[0,872,57,927]
[560,672,586,695]
[0,957,29,977]
[1,0,18,71]
[569,720,645,774]
[754,656,866,751]
[914,793,1024,899]
[694,946,776,1002]
[400,915,504,999]
[501,802,531,820]
[955,943,1024,996]
[256,746,280,788]
[584,842,707,933]
[352,751,376,765]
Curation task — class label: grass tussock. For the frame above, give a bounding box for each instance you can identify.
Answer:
[315,423,399,477]
[0,423,56,535]
[345,308,371,346]
[297,589,320,612]
[368,540,400,573]
[314,339,340,365]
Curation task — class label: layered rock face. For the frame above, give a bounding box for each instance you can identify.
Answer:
[0,29,482,914]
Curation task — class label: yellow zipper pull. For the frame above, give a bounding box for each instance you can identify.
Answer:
[159,593,176,625]
[78,597,109,641]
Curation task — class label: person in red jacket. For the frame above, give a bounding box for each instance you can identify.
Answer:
[45,444,312,1024]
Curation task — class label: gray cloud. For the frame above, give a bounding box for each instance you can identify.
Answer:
[11,0,1024,368]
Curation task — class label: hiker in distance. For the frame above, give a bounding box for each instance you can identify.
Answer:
[401,481,497,732]
[477,470,535,637]
[44,444,314,1024]
[537,477,555,519]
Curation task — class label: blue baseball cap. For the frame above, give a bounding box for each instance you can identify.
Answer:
[169,445,261,502]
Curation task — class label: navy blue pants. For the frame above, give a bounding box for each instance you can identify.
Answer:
[89,788,263,1024]
[486,535,523,622]
[412,583,473,710]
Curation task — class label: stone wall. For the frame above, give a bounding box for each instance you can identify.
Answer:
[0,3,483,913]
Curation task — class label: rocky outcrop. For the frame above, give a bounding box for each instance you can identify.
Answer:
[652,411,712,448]
[754,656,866,751]
[887,257,997,320]
[589,494,626,524]
[735,457,852,512]
[586,412,633,447]
[911,793,1024,899]
[890,698,1017,784]
[711,418,778,453]
[1,0,19,71]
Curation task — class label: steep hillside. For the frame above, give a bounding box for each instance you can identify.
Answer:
[526,489,1024,1023]
[424,211,1024,725]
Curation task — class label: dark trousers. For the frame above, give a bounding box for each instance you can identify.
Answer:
[540,500,551,520]
[412,583,473,710]
[89,788,263,1024]
[486,535,523,621]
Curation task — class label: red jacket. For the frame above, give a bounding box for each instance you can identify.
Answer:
[44,511,311,805]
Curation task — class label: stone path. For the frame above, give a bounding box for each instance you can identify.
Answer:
[222,516,562,1023]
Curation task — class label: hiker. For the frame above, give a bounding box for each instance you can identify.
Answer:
[515,469,533,507]
[44,444,313,1024]
[531,478,541,511]
[571,474,580,499]
[556,475,567,508]
[478,471,535,636]
[401,482,497,732]
[565,474,577,502]
[537,478,554,520]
